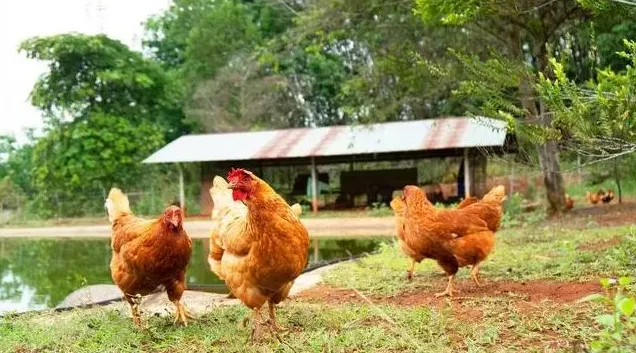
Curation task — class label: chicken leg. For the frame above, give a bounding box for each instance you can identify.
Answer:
[125,293,143,326]
[405,259,416,281]
[248,307,267,343]
[266,301,286,332]
[471,263,481,287]
[435,275,458,297]
[172,300,195,327]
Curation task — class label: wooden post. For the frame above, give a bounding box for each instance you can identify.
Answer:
[577,154,582,182]
[178,164,185,214]
[311,156,318,213]
[463,149,471,198]
[509,162,515,198]
[313,238,320,262]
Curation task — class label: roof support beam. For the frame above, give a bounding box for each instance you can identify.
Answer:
[311,156,318,213]
[178,163,185,215]
[463,149,471,198]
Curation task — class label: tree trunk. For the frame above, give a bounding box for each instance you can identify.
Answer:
[536,140,566,214]
[614,157,622,204]
[512,32,567,215]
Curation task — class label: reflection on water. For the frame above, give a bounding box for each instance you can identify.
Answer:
[0,237,387,313]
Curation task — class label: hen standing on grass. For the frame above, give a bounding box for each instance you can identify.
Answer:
[213,168,309,341]
[401,185,505,297]
[391,186,505,283]
[106,188,193,326]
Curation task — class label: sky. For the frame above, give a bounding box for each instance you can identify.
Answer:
[0,0,170,144]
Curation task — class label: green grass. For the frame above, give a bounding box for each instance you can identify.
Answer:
[2,224,633,352]
[325,224,636,296]
[0,296,596,353]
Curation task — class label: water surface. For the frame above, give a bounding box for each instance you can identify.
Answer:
[0,237,387,313]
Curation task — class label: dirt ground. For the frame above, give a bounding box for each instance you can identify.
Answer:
[294,280,599,309]
[552,201,636,228]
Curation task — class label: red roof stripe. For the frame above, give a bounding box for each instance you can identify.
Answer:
[254,128,311,159]
[443,118,469,149]
[253,130,289,159]
[308,126,343,156]
[422,119,445,149]
[277,128,311,158]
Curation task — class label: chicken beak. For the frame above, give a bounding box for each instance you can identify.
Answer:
[227,181,237,190]
[168,215,181,228]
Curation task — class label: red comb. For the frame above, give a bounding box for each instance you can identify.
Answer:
[227,168,247,180]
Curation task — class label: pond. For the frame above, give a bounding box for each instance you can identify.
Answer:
[0,237,389,314]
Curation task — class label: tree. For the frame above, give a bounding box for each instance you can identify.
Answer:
[283,0,483,123]
[144,0,296,70]
[19,34,189,217]
[414,0,629,214]
[187,54,302,132]
[538,41,636,203]
[29,114,165,218]
[0,134,36,199]
[144,0,302,131]
[19,34,192,140]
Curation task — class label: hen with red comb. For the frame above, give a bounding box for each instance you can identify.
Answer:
[213,168,309,341]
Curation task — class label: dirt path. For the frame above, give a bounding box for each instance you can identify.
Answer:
[0,217,395,239]
[294,279,600,314]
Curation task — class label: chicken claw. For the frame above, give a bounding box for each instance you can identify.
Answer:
[172,300,195,327]
[435,275,458,298]
[267,302,287,333]
[126,293,143,326]
[247,308,267,343]
[406,259,416,281]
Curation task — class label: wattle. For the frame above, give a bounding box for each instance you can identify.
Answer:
[232,189,248,201]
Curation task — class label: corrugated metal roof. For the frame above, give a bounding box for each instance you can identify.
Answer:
[143,117,508,164]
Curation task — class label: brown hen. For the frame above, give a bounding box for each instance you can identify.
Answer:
[212,169,309,340]
[106,188,193,326]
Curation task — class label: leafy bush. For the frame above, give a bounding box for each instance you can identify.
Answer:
[369,201,392,217]
[580,277,636,352]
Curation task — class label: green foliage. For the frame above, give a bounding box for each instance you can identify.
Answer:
[183,1,261,80]
[369,202,392,217]
[580,277,636,352]
[538,40,636,146]
[13,34,198,218]
[19,34,190,139]
[29,114,165,218]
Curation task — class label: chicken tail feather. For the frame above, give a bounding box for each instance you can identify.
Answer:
[105,187,131,223]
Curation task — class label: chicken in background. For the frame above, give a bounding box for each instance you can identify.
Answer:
[401,185,505,297]
[601,189,615,204]
[586,189,615,205]
[390,188,505,282]
[105,188,193,326]
[586,190,601,205]
[565,194,574,210]
[211,169,309,340]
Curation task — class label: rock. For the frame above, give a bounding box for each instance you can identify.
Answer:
[56,284,123,310]
[56,262,343,317]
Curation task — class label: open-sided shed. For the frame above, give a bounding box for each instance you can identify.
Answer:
[143,116,515,213]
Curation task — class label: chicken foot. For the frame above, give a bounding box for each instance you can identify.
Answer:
[266,301,287,332]
[247,308,269,343]
[405,259,416,281]
[435,275,458,297]
[172,300,195,327]
[125,293,143,326]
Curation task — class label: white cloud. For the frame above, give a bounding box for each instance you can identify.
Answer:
[0,0,170,144]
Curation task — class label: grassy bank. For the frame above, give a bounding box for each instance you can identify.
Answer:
[1,223,634,352]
